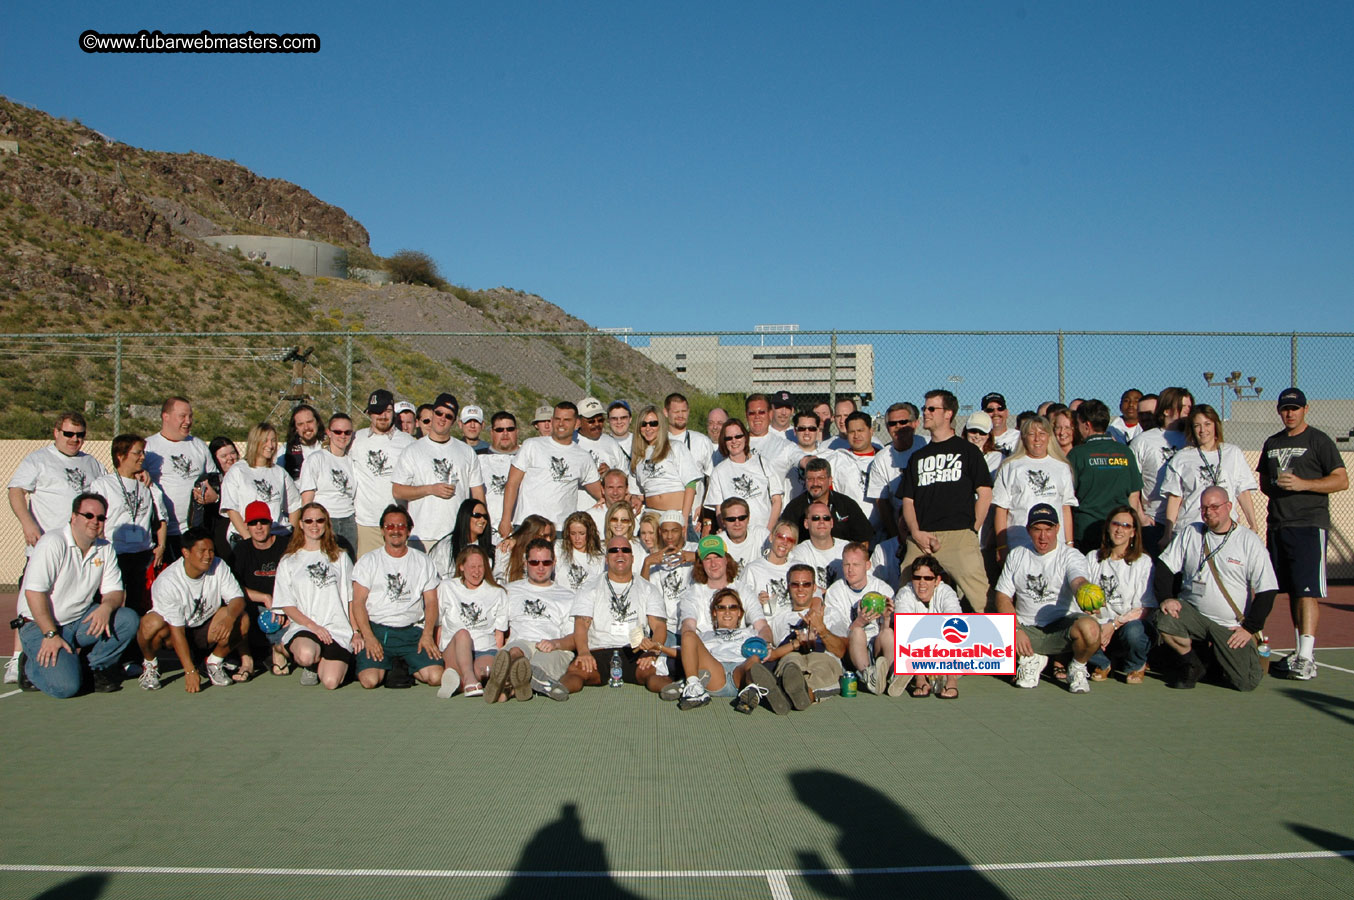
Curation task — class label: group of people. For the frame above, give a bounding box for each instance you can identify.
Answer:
[7,380,1345,711]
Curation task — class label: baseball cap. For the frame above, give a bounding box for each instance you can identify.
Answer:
[577,397,605,418]
[365,388,394,414]
[460,405,484,424]
[964,411,993,434]
[1277,387,1307,410]
[608,400,631,413]
[1026,503,1059,528]
[532,406,553,424]
[698,535,727,559]
[771,390,794,408]
[393,401,415,415]
[432,393,460,414]
[980,393,1007,410]
[244,501,271,524]
[658,510,684,526]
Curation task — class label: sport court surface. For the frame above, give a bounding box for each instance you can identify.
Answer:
[3,591,1354,900]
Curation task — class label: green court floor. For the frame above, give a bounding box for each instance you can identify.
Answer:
[3,650,1354,899]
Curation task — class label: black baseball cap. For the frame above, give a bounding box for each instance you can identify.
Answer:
[771,390,794,408]
[432,393,460,413]
[1277,387,1307,410]
[365,389,394,414]
[980,393,1007,410]
[1026,503,1059,528]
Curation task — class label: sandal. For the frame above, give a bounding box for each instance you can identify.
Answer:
[270,648,293,677]
[938,685,959,700]
[232,665,256,683]
[463,682,485,697]
[1125,668,1146,684]
[909,681,932,698]
[1052,661,1068,682]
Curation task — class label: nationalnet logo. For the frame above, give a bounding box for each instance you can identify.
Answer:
[893,614,1017,675]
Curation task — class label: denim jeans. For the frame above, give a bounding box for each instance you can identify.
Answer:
[1089,618,1150,673]
[19,604,140,699]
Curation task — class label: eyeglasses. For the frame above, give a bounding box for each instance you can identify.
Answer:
[61,429,87,439]
[746,408,768,416]
[74,511,107,521]
[923,406,944,413]
[984,405,1006,413]
[639,420,660,428]
[713,604,742,612]
[609,415,631,422]
[725,433,746,440]
[419,418,433,426]
[432,410,456,419]
[1200,502,1229,512]
[382,522,409,531]
[808,515,832,522]
[469,512,488,520]
[1109,520,1135,529]
[607,547,634,555]
[527,559,553,566]
[789,581,815,588]
[329,428,353,436]
[723,514,749,523]
[792,425,815,432]
[247,518,271,527]
[886,419,911,428]
[492,426,516,433]
[913,574,938,582]
[302,518,328,525]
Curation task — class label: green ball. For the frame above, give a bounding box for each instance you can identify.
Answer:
[1076,583,1106,612]
[859,592,888,615]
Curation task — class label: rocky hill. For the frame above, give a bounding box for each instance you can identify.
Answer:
[0,97,692,438]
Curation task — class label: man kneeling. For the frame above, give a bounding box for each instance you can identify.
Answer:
[137,528,249,692]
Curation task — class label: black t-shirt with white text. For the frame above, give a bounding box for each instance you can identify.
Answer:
[1258,426,1345,530]
[897,435,993,532]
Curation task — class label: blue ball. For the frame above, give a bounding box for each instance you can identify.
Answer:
[256,609,282,634]
[741,636,769,660]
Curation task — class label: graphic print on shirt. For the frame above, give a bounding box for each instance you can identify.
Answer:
[609,592,633,623]
[459,601,484,627]
[432,458,455,484]
[170,454,193,478]
[1267,447,1307,471]
[641,460,659,479]
[64,468,89,492]
[186,593,207,625]
[732,474,755,497]
[489,474,507,495]
[366,449,391,476]
[916,453,964,486]
[550,457,571,482]
[1025,469,1053,496]
[766,577,789,612]
[659,568,686,605]
[253,479,277,502]
[1024,572,1052,603]
[522,598,547,618]
[1097,571,1120,605]
[384,573,409,602]
[306,561,337,589]
[566,562,587,590]
[330,469,353,495]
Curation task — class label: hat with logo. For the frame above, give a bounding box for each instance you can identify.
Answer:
[964,411,993,434]
[432,393,460,414]
[980,392,1007,410]
[532,406,553,424]
[365,388,394,414]
[460,405,484,424]
[1026,503,1059,528]
[1277,387,1307,410]
[244,501,272,525]
[771,390,794,408]
[577,397,605,418]
[698,535,727,559]
[393,401,415,415]
[658,510,685,526]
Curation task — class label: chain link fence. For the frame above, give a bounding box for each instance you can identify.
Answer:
[2,329,1352,581]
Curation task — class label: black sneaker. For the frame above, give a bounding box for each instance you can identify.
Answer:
[91,667,122,693]
[749,663,791,715]
[17,654,39,693]
[384,656,414,689]
[780,667,812,711]
[1167,652,1207,690]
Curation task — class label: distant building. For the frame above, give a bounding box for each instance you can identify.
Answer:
[204,235,346,278]
[637,335,874,406]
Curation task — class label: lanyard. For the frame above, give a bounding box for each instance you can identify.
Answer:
[1194,525,1234,582]
[1196,447,1221,486]
[117,475,143,521]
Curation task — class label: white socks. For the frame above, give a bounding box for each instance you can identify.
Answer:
[1297,634,1316,659]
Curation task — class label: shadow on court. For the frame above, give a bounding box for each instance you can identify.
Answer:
[1289,823,1354,864]
[790,770,1010,899]
[1284,687,1354,727]
[29,874,108,900]
[492,803,642,900]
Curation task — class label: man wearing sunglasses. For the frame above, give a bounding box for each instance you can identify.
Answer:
[780,458,873,545]
[393,392,485,552]
[478,411,521,542]
[789,500,851,591]
[501,539,577,701]
[867,402,927,540]
[15,493,136,697]
[980,393,1019,458]
[717,497,770,570]
[351,388,415,557]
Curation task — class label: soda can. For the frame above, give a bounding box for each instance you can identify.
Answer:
[839,672,858,698]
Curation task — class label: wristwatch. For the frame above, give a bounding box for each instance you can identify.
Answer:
[42,630,58,639]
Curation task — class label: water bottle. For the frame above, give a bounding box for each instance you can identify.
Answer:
[609,649,623,688]
[1256,632,1271,672]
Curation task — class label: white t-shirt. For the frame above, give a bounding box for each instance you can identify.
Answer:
[1084,550,1156,623]
[142,433,216,536]
[1131,427,1189,523]
[991,456,1078,550]
[437,578,509,651]
[1107,417,1144,445]
[505,580,576,644]
[749,431,802,475]
[352,546,440,628]
[8,445,106,534]
[349,426,416,527]
[479,450,517,536]
[90,473,168,554]
[669,429,718,476]
[572,574,665,650]
[511,436,601,528]
[18,526,123,625]
[298,448,357,519]
[706,456,786,531]
[789,538,849,591]
[1158,523,1278,627]
[784,446,856,502]
[869,537,904,590]
[993,429,1020,457]
[678,576,763,633]
[557,544,605,593]
[835,449,876,505]
[698,625,759,666]
[393,436,485,544]
[743,557,793,619]
[1160,443,1257,528]
[892,580,963,616]
[151,557,243,629]
[274,548,355,649]
[995,544,1089,626]
[824,575,894,640]
[645,556,694,633]
[723,525,771,570]
[865,437,929,505]
[219,463,300,537]
[574,433,628,511]
[631,442,701,499]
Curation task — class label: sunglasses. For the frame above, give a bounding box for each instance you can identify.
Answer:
[923,405,944,413]
[419,418,433,426]
[382,522,409,531]
[723,514,749,523]
[468,512,488,520]
[808,515,832,522]
[329,428,353,436]
[1109,520,1135,529]
[246,518,271,527]
[75,511,107,521]
[725,433,746,440]
[302,518,328,525]
[713,604,742,612]
[61,429,87,439]
[984,405,1006,413]
[432,410,456,419]
[527,559,553,566]
[789,580,815,588]
[794,425,817,432]
[492,426,517,433]
[913,574,938,582]
[639,420,660,428]
[886,419,911,428]
[607,547,634,555]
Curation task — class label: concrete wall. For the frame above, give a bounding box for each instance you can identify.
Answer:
[204,234,346,278]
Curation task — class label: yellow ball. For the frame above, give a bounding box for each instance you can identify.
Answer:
[1076,583,1106,612]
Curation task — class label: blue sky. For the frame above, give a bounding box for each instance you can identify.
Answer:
[4,2,1352,336]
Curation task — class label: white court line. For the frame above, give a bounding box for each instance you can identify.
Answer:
[0,689,19,700]
[3,849,1354,880]
[1315,661,1354,675]
[766,869,794,899]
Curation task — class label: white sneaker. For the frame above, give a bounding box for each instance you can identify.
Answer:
[1067,661,1091,694]
[1290,656,1318,681]
[436,669,461,699]
[299,668,320,687]
[677,680,711,711]
[138,661,162,691]
[1014,653,1047,689]
[206,661,232,687]
[861,656,891,695]
[3,656,18,684]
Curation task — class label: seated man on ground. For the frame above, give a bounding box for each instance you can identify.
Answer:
[826,542,897,695]
[761,563,846,709]
[496,538,578,701]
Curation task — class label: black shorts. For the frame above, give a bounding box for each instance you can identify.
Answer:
[186,622,214,652]
[1268,526,1327,600]
[287,630,356,666]
[584,647,650,685]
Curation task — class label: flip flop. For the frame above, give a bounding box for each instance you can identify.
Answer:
[938,685,959,700]
[232,666,256,683]
[909,682,932,698]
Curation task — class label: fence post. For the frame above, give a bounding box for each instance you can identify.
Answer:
[585,333,593,395]
[1291,333,1299,388]
[344,334,354,412]
[828,331,838,411]
[113,335,123,436]
[1057,331,1066,404]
